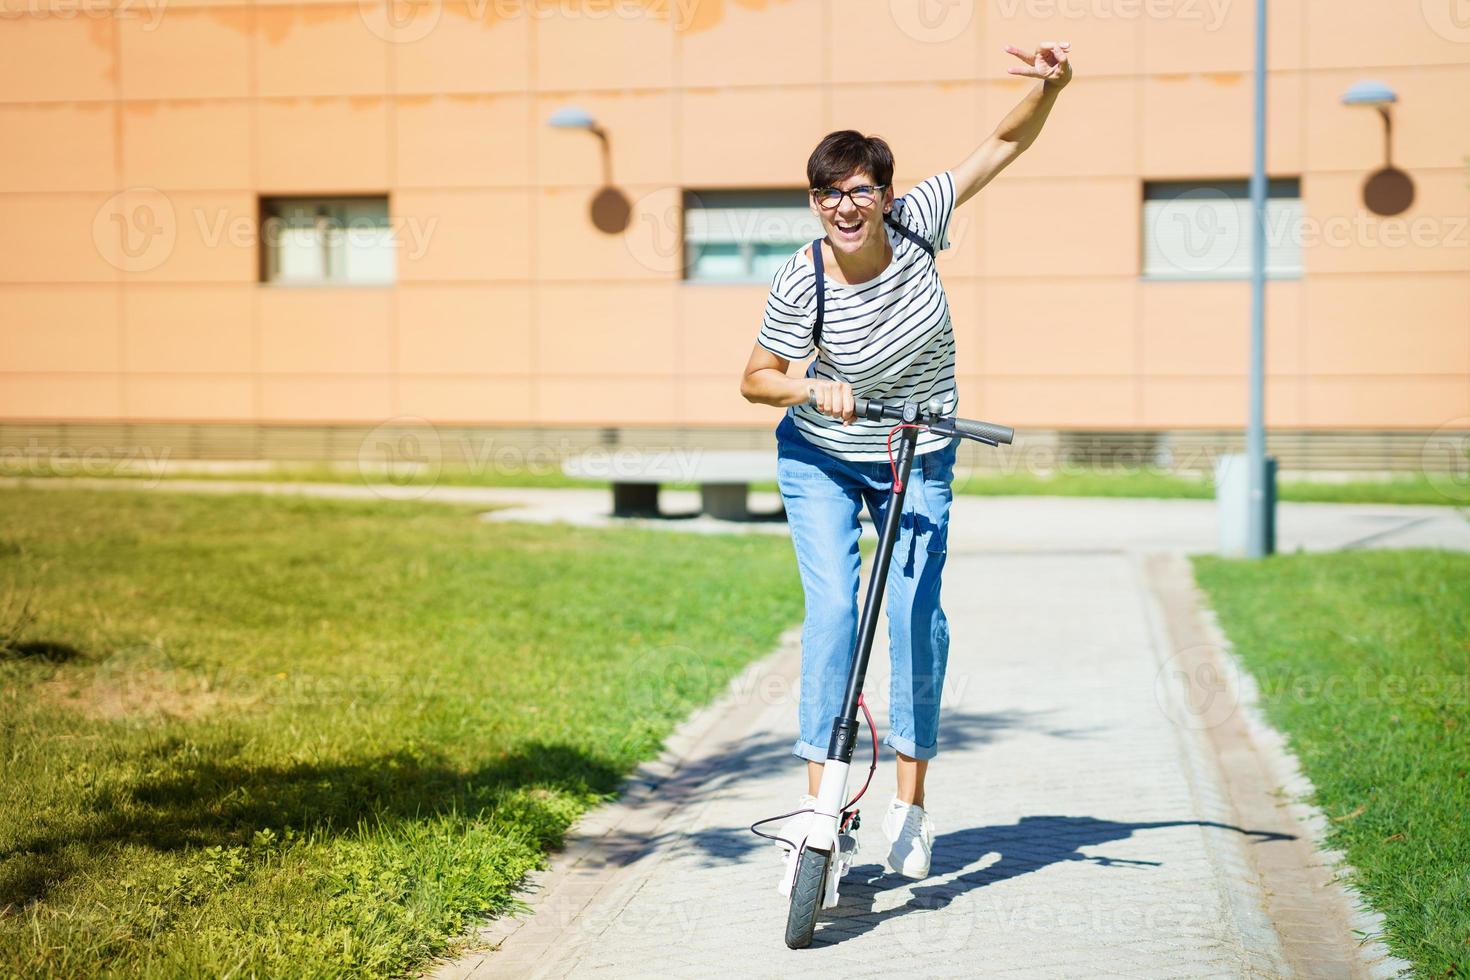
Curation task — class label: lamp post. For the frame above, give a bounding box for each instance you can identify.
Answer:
[1341,81,1414,216]
[547,105,610,175]
[547,105,630,234]
[1340,79,1397,151]
[547,105,605,139]
[1245,0,1271,558]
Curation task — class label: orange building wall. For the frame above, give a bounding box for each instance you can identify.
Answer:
[0,0,1467,431]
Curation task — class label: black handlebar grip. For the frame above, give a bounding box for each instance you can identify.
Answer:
[951,418,1015,445]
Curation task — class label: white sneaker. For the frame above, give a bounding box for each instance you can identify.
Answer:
[775,794,817,855]
[881,798,934,879]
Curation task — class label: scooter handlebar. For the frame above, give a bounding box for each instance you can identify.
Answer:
[942,416,1016,446]
[805,392,1014,446]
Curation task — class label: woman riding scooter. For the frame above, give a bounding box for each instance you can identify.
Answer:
[739,41,1072,883]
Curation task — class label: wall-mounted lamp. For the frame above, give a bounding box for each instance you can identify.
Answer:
[1341,80,1414,216]
[547,105,605,138]
[547,106,630,234]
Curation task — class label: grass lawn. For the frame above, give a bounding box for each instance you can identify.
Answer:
[0,487,801,978]
[4,459,1464,508]
[1192,550,1470,975]
[950,469,1465,506]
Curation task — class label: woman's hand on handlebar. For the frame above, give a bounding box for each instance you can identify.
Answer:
[805,379,856,424]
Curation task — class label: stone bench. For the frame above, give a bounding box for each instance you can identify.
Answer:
[562,449,778,520]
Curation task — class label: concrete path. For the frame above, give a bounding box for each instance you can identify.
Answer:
[3,476,1467,553]
[473,489,1470,555]
[432,549,1406,979]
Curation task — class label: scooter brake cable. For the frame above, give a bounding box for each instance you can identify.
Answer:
[840,693,880,832]
[884,423,929,493]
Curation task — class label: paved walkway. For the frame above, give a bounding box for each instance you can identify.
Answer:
[4,476,1467,554]
[432,549,1408,979]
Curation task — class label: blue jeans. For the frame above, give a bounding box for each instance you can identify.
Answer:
[775,413,958,764]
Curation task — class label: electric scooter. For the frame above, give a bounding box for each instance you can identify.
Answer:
[750,394,1014,950]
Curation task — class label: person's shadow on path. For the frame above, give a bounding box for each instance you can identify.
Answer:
[814,814,1295,945]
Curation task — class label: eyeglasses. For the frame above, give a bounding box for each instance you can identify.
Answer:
[811,184,887,210]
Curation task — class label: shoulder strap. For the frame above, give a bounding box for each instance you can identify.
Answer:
[810,216,931,351]
[810,238,825,349]
[885,211,935,257]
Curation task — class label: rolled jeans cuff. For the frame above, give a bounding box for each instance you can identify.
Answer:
[883,730,938,761]
[791,738,828,763]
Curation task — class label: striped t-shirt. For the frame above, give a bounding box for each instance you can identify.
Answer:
[756,171,958,462]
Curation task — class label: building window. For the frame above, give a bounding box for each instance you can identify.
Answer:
[1141,179,1302,281]
[260,196,394,285]
[683,190,822,282]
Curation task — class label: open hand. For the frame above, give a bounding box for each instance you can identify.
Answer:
[1004,41,1072,88]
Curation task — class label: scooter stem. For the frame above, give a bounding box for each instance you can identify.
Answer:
[804,404,921,854]
[830,401,920,767]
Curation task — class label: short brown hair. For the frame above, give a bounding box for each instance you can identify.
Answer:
[806,130,894,189]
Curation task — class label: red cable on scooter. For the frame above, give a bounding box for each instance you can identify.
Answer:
[885,423,928,493]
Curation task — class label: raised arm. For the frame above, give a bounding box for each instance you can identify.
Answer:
[951,41,1072,208]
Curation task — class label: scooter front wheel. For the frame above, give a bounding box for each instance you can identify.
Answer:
[784,846,829,949]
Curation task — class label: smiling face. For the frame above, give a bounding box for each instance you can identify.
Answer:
[810,171,896,257]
